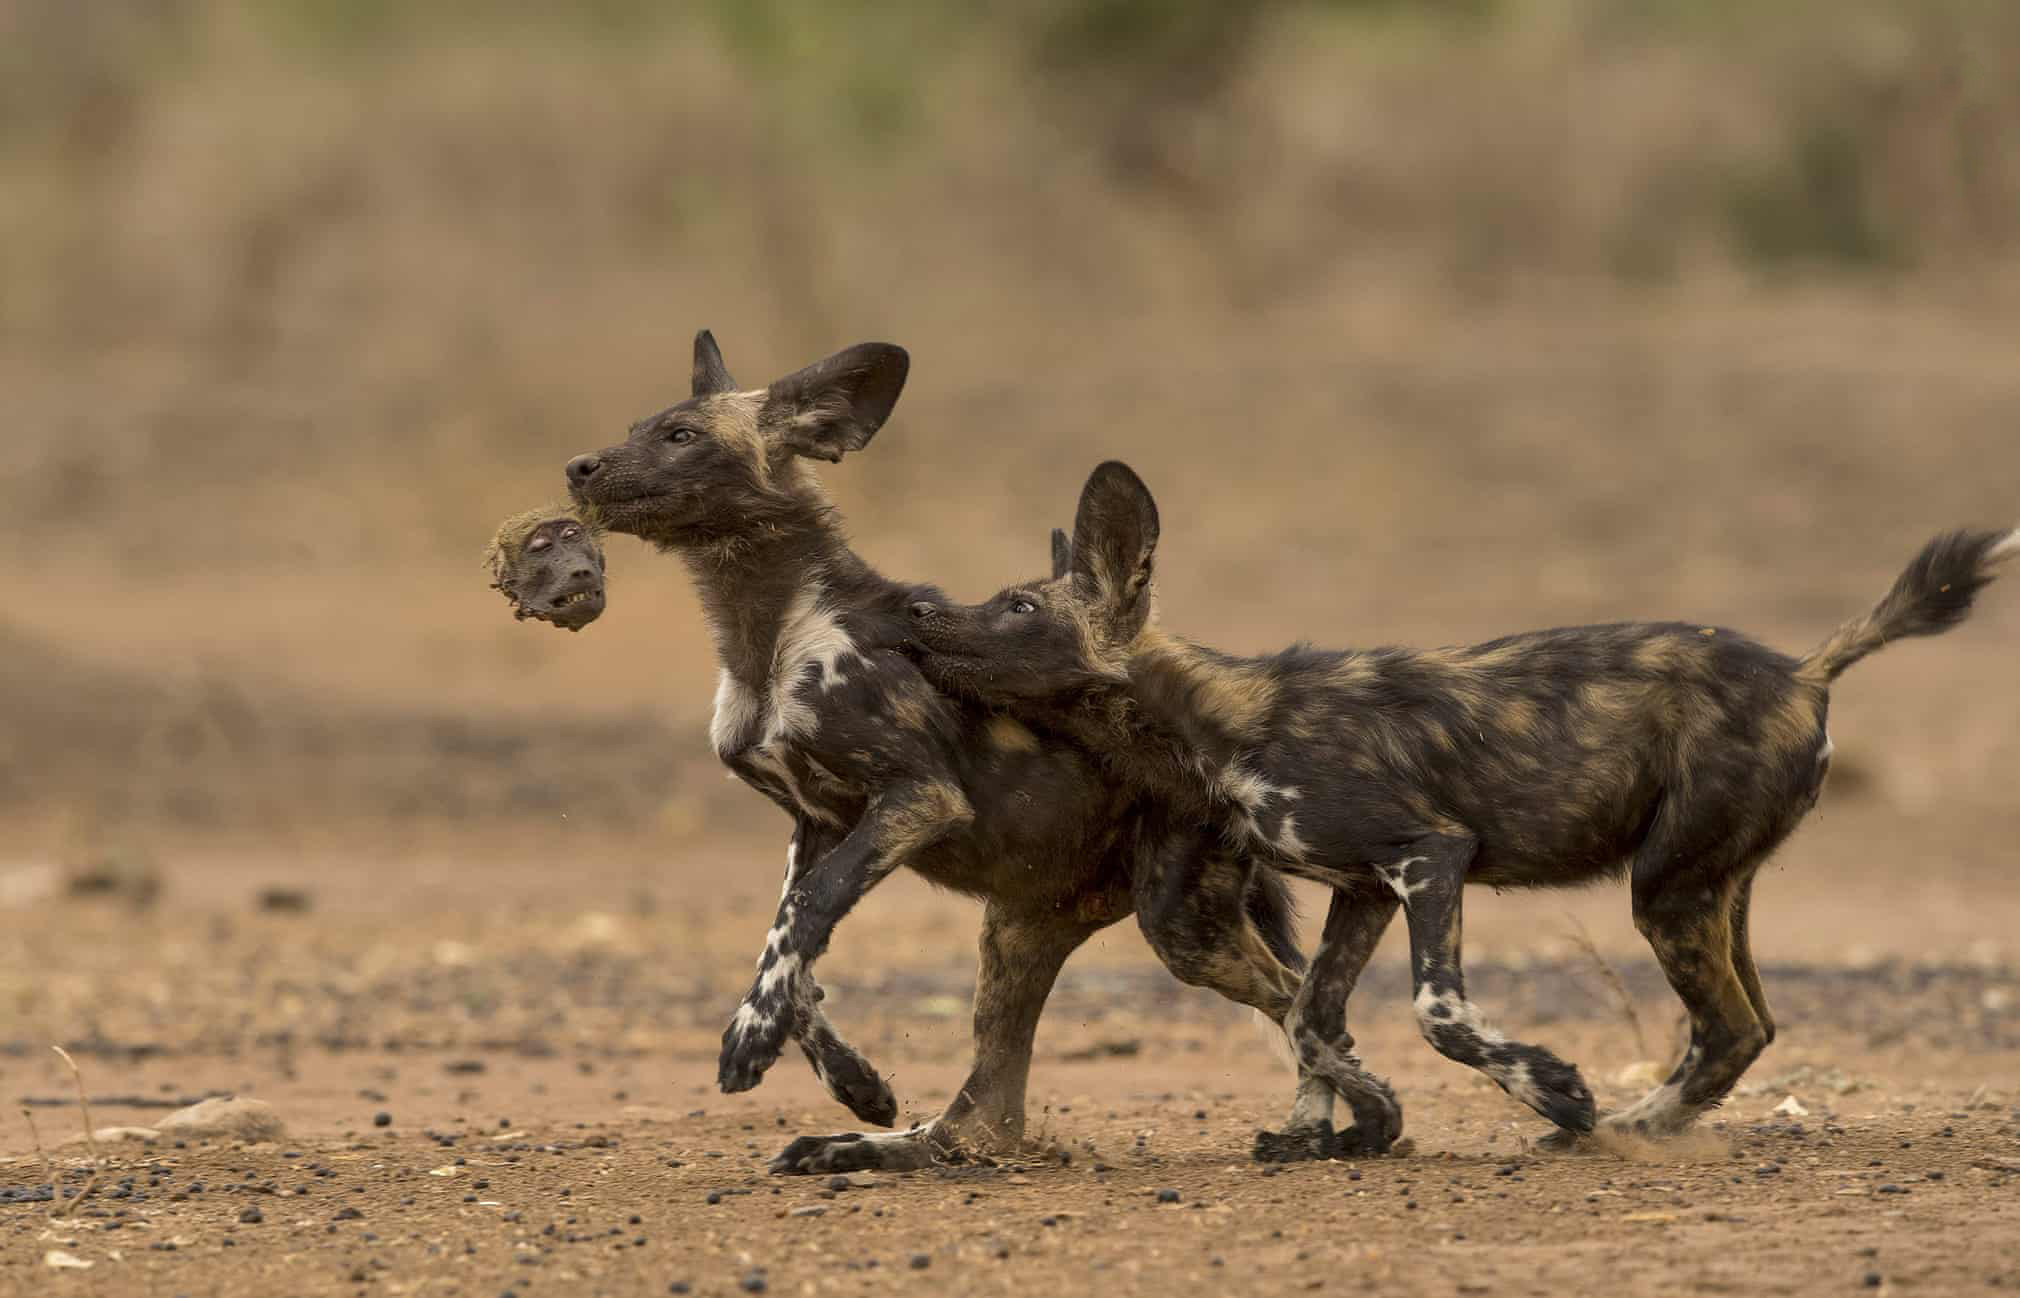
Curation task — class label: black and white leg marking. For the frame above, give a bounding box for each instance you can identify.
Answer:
[724,829,899,1125]
[1388,836,1595,1134]
[720,783,967,1097]
[772,904,1102,1175]
[1254,885,1404,1162]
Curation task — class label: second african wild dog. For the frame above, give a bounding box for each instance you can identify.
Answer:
[562,336,1331,1174]
[906,460,2018,1146]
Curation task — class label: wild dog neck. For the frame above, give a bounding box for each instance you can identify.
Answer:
[678,483,882,699]
[1045,629,1269,815]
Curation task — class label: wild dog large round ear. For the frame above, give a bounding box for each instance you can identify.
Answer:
[692,329,736,397]
[1068,460,1160,616]
[763,342,910,463]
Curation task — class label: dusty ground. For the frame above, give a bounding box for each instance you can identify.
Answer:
[4,833,2019,1298]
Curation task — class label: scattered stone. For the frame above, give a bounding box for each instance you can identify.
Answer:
[334,1206,364,1221]
[44,1251,94,1270]
[256,886,313,913]
[740,1272,768,1293]
[82,1125,161,1145]
[1155,1188,1181,1204]
[374,1112,393,1128]
[909,1253,931,1270]
[239,1206,264,1224]
[156,1096,287,1144]
[788,1205,827,1218]
[1774,1096,1810,1118]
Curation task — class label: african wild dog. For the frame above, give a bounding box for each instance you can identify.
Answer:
[486,503,609,631]
[906,460,2018,1148]
[562,335,1329,1173]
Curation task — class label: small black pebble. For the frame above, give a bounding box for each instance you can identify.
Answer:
[706,1192,722,1205]
[1863,1274,1882,1288]
[910,1254,930,1270]
[334,1206,363,1221]
[373,1112,392,1128]
[238,1207,262,1224]
[1155,1188,1180,1204]
[828,1176,851,1192]
[740,1273,767,1293]
[670,1285,690,1296]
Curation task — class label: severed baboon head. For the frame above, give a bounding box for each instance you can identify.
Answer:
[485,503,608,631]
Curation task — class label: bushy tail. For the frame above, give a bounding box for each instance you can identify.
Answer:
[1797,527,2019,684]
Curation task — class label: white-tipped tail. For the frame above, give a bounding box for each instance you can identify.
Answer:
[1253,1008,1298,1075]
[1989,527,2020,565]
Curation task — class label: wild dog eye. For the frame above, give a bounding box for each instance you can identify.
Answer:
[1010,599,1037,615]
[665,427,697,444]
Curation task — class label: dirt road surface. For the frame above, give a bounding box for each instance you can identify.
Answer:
[4,835,2018,1298]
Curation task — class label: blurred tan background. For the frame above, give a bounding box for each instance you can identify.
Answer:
[4,0,2018,959]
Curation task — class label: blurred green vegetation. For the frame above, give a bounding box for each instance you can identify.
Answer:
[5,0,2015,280]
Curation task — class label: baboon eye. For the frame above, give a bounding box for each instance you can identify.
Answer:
[666,427,697,445]
[561,526,580,540]
[1010,599,1037,615]
[528,536,552,553]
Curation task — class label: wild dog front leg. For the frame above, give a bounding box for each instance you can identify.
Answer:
[1257,879,1403,1163]
[1386,832,1595,1134]
[719,781,973,1096]
[771,901,1102,1174]
[777,819,898,1127]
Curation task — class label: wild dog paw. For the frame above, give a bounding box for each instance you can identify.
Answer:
[1534,1125,1598,1154]
[768,1128,937,1175]
[1525,1058,1596,1134]
[798,1033,898,1128]
[1252,1121,1341,1164]
[718,999,795,1094]
[1340,1081,1405,1151]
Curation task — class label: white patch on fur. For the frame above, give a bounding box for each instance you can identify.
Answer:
[709,581,859,756]
[1274,813,1311,861]
[1606,1081,1690,1133]
[1375,856,1432,902]
[1499,1058,1542,1110]
[711,668,764,756]
[1412,983,1508,1046]
[1988,527,2020,565]
[769,582,859,736]
[756,947,800,999]
[1817,730,1834,767]
[1284,1075,1336,1130]
[1218,765,1276,811]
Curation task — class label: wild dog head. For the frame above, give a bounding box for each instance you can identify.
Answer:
[906,460,1159,703]
[486,503,607,631]
[564,331,909,548]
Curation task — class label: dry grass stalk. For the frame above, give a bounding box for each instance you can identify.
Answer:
[45,1046,103,1219]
